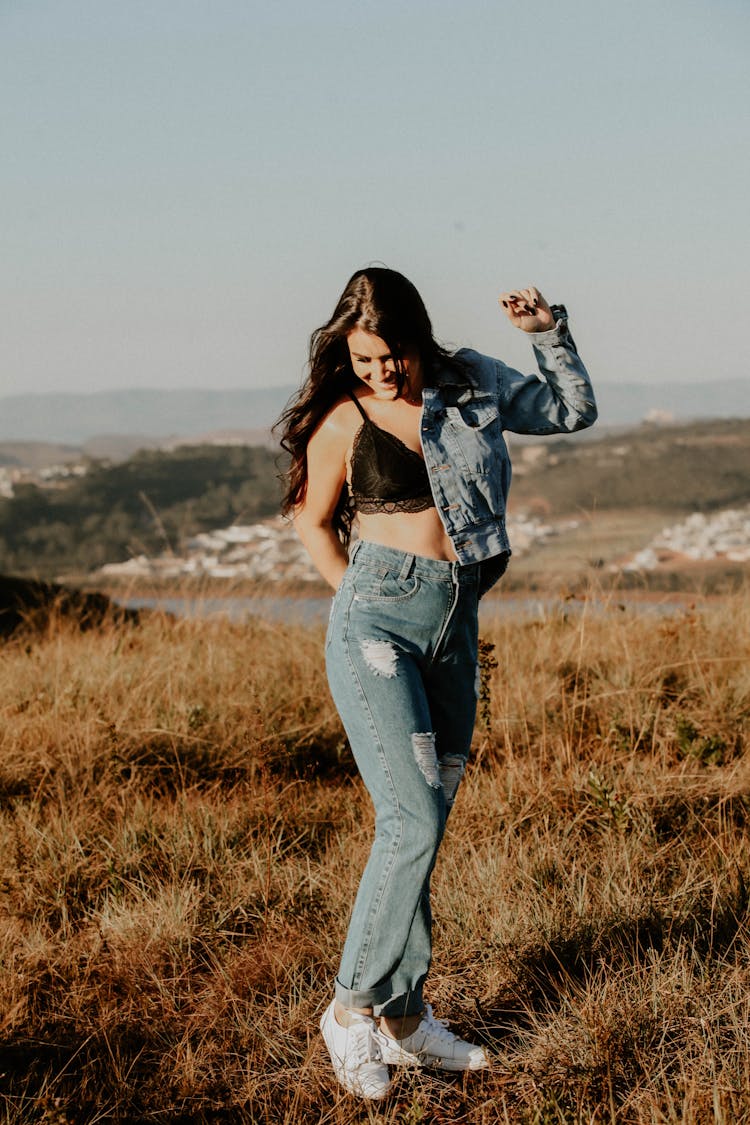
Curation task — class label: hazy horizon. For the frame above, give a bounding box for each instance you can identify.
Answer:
[2,372,749,403]
[1,379,748,450]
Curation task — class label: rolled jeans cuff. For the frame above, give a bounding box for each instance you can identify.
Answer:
[334,977,424,1019]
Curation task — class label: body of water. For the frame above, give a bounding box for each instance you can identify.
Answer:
[119,593,698,627]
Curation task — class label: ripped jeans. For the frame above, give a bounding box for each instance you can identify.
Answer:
[325,539,480,1018]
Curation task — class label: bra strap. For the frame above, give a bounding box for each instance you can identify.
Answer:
[347,390,369,421]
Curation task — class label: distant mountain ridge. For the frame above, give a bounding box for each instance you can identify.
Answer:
[1,378,747,444]
[0,387,296,445]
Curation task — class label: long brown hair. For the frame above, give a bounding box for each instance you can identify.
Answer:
[275,267,458,544]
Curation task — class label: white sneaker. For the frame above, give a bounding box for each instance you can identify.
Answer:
[320,999,391,1099]
[375,1003,489,1071]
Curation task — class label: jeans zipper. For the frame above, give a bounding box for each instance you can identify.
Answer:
[432,562,461,661]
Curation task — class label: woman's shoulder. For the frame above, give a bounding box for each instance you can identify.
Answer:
[434,348,498,392]
[310,393,361,445]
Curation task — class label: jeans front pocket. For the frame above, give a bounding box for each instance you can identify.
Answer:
[351,566,422,604]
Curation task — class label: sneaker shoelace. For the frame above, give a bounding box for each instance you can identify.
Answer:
[419,1005,460,1047]
[347,1020,383,1068]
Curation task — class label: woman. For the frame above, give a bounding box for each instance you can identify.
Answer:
[277,267,596,1099]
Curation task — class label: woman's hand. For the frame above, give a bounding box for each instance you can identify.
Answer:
[498,287,556,333]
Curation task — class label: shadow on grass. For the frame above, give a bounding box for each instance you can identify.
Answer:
[477,870,749,1047]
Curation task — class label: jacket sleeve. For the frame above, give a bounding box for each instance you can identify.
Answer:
[496,316,598,435]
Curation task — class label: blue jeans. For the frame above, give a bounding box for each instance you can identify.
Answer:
[325,539,480,1018]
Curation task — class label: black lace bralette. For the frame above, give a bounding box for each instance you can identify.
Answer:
[348,392,435,514]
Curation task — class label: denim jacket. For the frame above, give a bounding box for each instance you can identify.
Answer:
[420,314,597,586]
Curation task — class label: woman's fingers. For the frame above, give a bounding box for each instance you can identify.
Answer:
[499,290,522,311]
[500,289,536,315]
[520,287,540,313]
[499,287,555,332]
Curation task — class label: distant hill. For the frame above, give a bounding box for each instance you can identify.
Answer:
[595,378,748,428]
[508,417,750,514]
[1,377,747,444]
[0,441,93,470]
[0,431,275,470]
[0,444,282,578]
[1,418,748,581]
[0,387,296,445]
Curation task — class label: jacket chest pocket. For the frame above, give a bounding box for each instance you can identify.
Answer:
[442,400,502,475]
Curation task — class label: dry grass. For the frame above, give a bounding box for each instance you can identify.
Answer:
[1,587,749,1123]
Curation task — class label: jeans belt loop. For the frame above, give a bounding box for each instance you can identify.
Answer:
[398,553,415,581]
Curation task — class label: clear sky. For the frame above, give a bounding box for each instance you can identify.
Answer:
[2,0,748,397]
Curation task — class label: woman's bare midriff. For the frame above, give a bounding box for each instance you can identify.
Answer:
[355,508,459,562]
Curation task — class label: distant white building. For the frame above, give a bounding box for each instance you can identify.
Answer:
[94,516,319,582]
[0,468,14,499]
[92,509,582,582]
[621,506,750,570]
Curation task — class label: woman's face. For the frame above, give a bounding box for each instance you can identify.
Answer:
[347,327,421,401]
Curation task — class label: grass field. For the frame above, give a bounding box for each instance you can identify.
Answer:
[1,586,749,1123]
